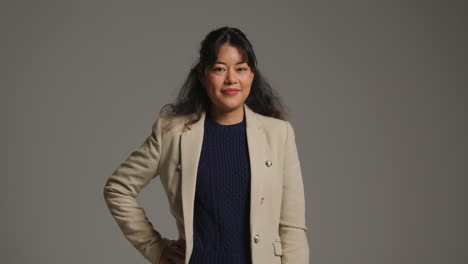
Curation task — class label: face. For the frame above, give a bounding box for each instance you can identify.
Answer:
[200,43,255,114]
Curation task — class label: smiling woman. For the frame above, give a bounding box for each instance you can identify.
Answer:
[103,26,309,264]
[159,26,288,126]
[199,44,255,124]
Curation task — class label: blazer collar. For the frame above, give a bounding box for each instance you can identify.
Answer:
[180,103,267,248]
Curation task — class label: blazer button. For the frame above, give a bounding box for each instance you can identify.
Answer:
[254,234,260,243]
[260,197,264,204]
[177,164,181,170]
[265,160,272,167]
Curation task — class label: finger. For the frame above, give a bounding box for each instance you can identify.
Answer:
[175,240,187,249]
[173,243,186,252]
[161,257,173,264]
[167,240,178,247]
[172,247,185,256]
[169,248,186,259]
[165,257,179,264]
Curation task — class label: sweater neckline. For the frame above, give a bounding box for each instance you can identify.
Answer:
[206,115,245,127]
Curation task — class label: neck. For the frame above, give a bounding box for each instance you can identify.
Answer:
[208,104,245,125]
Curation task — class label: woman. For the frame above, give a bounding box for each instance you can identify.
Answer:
[103,26,308,264]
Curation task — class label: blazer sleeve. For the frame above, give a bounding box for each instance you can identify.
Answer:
[280,121,310,264]
[103,117,172,264]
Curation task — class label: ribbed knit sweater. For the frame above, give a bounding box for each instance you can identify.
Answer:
[188,114,252,264]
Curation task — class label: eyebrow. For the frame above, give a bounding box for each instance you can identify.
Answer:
[214,61,248,65]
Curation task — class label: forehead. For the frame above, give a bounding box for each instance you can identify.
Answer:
[215,44,247,63]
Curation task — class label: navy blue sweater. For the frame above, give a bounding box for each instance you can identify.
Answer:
[188,114,252,264]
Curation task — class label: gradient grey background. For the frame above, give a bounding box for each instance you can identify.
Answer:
[3,1,467,263]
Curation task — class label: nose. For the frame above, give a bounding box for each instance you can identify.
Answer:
[225,68,238,85]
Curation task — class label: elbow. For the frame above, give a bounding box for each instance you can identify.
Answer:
[102,181,111,201]
[102,178,116,201]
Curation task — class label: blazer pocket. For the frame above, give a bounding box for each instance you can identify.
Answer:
[272,240,283,256]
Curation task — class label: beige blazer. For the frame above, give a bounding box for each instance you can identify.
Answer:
[103,103,309,264]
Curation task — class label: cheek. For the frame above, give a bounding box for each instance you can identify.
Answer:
[241,74,254,89]
[206,75,223,90]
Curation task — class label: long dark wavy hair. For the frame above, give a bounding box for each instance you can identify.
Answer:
[160,26,289,126]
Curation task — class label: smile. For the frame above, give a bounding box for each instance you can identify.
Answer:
[222,89,240,95]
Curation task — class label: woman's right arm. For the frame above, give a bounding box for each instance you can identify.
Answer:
[103,117,172,264]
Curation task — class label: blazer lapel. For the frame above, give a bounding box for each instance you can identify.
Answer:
[180,110,205,246]
[244,105,268,234]
[180,103,267,249]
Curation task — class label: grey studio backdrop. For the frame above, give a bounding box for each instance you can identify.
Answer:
[3,1,467,264]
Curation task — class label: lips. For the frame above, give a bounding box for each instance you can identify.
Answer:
[222,88,240,95]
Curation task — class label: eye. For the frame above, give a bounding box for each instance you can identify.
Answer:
[238,67,248,71]
[213,67,225,72]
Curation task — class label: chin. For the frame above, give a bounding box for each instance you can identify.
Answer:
[215,100,244,112]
